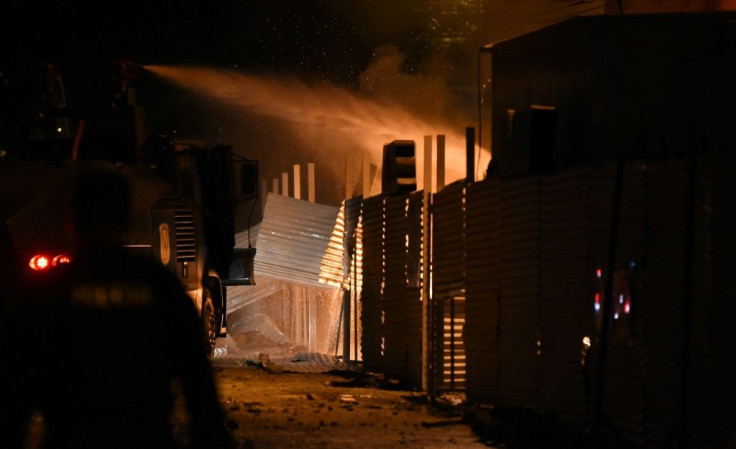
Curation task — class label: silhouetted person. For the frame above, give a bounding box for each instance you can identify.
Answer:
[0,165,236,449]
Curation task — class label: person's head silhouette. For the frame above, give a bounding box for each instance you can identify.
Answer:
[70,165,131,250]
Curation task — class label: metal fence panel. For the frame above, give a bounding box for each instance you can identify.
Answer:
[354,155,736,449]
[405,191,424,387]
[433,181,466,294]
[431,180,467,391]
[359,195,384,371]
[496,177,542,407]
[382,195,410,379]
[345,197,363,361]
[464,179,501,403]
[589,162,649,446]
[638,158,688,448]
[538,167,591,426]
[703,154,736,448]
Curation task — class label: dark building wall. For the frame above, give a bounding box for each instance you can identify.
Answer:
[489,12,736,178]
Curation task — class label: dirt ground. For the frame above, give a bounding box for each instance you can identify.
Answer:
[20,350,577,449]
[201,355,494,449]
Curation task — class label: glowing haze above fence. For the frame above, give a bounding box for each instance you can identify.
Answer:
[145,65,489,194]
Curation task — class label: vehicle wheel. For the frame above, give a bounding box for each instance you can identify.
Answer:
[202,290,217,359]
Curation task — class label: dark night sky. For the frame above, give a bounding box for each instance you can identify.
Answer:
[2,0,480,89]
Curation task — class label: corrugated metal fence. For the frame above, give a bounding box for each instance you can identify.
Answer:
[348,154,734,448]
[432,181,466,391]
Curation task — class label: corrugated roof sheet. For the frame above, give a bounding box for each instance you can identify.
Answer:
[250,192,340,288]
[319,201,346,288]
[226,276,279,315]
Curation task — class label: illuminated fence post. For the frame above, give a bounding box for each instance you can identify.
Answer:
[308,162,316,203]
[437,134,445,192]
[293,164,301,200]
[261,179,268,213]
[282,172,289,197]
[422,134,433,391]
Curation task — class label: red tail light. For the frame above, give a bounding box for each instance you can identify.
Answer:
[52,255,71,266]
[29,255,50,270]
[28,254,71,271]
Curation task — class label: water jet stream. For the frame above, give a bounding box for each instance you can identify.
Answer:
[145,65,490,194]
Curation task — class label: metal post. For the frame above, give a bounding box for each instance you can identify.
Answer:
[293,164,301,200]
[308,163,316,203]
[422,135,433,392]
[342,289,351,364]
[466,127,475,183]
[436,134,445,192]
[261,180,268,214]
[353,235,359,361]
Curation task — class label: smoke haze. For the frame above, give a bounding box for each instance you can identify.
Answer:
[145,63,488,206]
[140,1,608,208]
